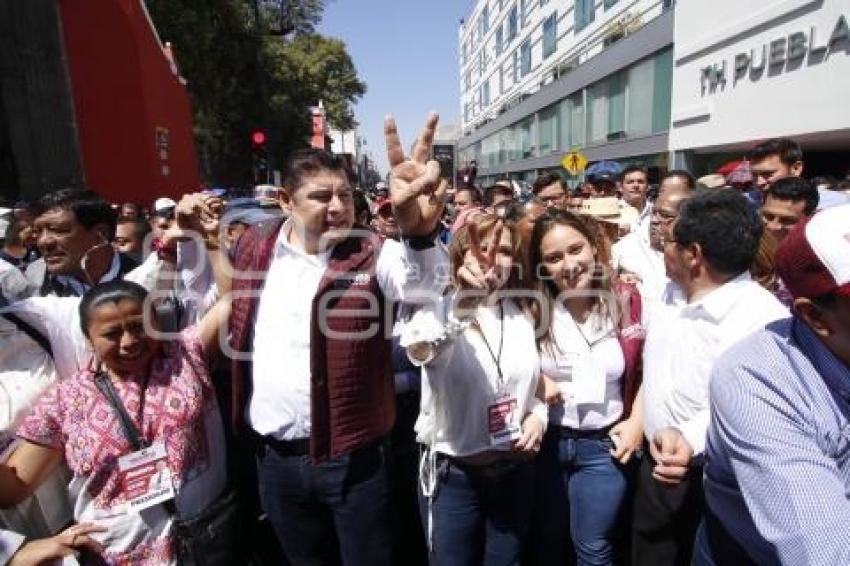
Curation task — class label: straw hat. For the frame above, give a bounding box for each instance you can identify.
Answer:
[579,197,639,227]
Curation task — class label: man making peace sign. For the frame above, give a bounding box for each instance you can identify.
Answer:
[228,114,449,565]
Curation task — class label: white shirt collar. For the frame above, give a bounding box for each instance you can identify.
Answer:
[682,272,754,322]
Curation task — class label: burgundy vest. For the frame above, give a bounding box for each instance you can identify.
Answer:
[615,281,644,418]
[229,219,395,462]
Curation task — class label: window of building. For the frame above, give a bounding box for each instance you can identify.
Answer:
[464,70,471,91]
[496,25,504,55]
[587,71,626,144]
[512,49,520,83]
[482,3,490,33]
[542,12,557,59]
[540,0,549,6]
[651,48,673,133]
[558,91,585,150]
[538,104,558,155]
[604,0,619,9]
[518,116,536,159]
[574,0,595,33]
[507,4,519,41]
[520,0,531,27]
[481,80,491,108]
[520,38,532,77]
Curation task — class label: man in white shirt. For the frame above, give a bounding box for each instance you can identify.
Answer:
[632,190,788,566]
[620,165,652,232]
[614,173,695,312]
[228,114,448,565]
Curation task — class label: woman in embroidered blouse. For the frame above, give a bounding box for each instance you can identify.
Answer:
[402,213,546,566]
[528,209,645,566]
[0,277,233,565]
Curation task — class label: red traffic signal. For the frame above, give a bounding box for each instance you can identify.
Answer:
[251,130,267,146]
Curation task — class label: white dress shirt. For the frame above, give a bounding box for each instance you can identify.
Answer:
[540,304,625,430]
[642,272,788,455]
[249,222,448,440]
[402,297,545,457]
[612,225,669,315]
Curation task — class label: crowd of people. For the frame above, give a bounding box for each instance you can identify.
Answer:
[0,113,849,566]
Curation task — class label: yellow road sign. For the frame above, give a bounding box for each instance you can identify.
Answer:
[561,151,588,176]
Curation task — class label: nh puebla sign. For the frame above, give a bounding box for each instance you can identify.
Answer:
[700,14,849,95]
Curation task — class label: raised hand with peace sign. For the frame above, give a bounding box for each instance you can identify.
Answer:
[384,112,447,237]
[452,216,521,313]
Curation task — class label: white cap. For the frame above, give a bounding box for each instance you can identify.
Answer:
[154,197,177,212]
[805,203,850,288]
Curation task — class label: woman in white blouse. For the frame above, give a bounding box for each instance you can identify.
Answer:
[528,209,646,566]
[402,213,546,566]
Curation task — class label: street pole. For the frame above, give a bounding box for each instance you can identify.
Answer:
[251,0,273,185]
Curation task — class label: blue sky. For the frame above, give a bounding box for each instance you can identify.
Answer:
[317,0,472,176]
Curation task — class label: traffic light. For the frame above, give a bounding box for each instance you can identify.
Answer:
[251,129,268,183]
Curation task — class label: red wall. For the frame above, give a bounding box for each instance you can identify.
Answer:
[58,0,199,206]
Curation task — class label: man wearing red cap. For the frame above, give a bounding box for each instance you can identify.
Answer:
[695,203,850,565]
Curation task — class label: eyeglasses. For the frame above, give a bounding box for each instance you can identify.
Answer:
[651,208,678,223]
[536,193,566,205]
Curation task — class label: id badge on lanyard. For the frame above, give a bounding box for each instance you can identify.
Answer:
[487,392,521,446]
[118,439,176,512]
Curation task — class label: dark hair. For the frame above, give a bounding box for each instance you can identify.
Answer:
[765,177,819,215]
[455,185,482,204]
[662,170,697,190]
[283,149,349,193]
[532,173,565,195]
[747,138,803,166]
[351,190,371,225]
[620,165,647,182]
[117,216,151,240]
[35,189,117,240]
[673,190,762,276]
[483,183,513,206]
[79,280,149,338]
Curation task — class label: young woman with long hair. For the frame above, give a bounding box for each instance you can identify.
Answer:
[528,209,645,566]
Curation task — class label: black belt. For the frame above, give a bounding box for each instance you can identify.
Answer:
[548,423,615,441]
[261,436,311,457]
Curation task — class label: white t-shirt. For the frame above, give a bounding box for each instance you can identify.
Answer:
[539,303,625,430]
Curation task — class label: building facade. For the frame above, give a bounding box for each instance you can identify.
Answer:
[457,0,675,187]
[670,0,850,177]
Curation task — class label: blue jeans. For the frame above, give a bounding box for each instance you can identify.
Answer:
[419,455,535,566]
[257,441,392,566]
[534,428,630,566]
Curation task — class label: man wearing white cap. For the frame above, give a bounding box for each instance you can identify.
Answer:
[695,203,850,566]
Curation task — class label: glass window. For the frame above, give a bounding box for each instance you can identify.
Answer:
[538,104,558,155]
[574,0,595,32]
[520,38,532,77]
[482,4,490,32]
[587,80,608,144]
[558,91,585,150]
[512,50,520,83]
[507,4,519,41]
[604,0,619,8]
[520,0,531,27]
[482,80,491,107]
[627,56,654,137]
[496,25,504,55]
[608,72,626,137]
[543,13,557,59]
[518,116,536,159]
[652,48,673,133]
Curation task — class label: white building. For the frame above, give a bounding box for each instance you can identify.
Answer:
[458,0,676,186]
[670,0,850,177]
